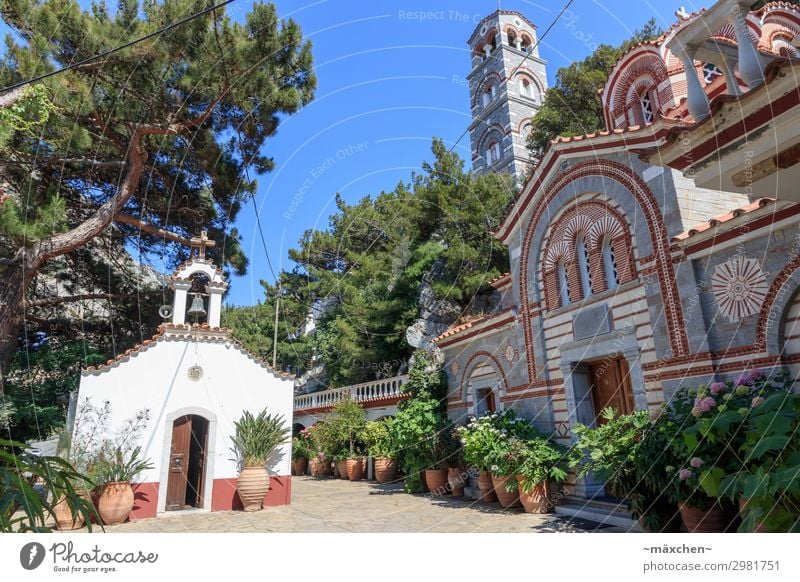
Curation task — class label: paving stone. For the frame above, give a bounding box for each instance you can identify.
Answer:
[97,477,623,533]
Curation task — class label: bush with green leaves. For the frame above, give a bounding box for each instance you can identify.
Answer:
[512,437,569,492]
[231,409,290,468]
[456,409,539,474]
[291,428,314,461]
[390,396,445,492]
[316,397,367,459]
[1,439,98,532]
[569,408,674,527]
[361,419,396,459]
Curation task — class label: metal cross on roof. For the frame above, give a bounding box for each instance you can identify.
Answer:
[190,229,216,258]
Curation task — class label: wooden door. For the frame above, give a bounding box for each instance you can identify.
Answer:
[589,358,635,423]
[166,416,192,510]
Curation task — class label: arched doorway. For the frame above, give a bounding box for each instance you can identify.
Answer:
[467,360,502,416]
[166,415,209,511]
[780,289,800,385]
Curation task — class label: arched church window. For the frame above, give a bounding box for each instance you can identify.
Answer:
[507,30,517,49]
[576,233,592,298]
[601,236,619,291]
[702,62,723,85]
[640,92,654,123]
[520,78,531,99]
[557,259,570,307]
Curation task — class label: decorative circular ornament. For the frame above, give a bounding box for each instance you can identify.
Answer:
[480,25,487,35]
[187,365,204,381]
[711,257,768,322]
[450,361,460,376]
[504,344,516,363]
[514,18,522,26]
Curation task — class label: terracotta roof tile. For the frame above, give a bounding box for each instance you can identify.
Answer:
[83,324,294,380]
[672,198,777,242]
[431,315,489,344]
[487,272,511,289]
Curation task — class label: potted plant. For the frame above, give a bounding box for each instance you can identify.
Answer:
[94,446,153,525]
[424,421,459,496]
[444,428,468,497]
[230,409,290,512]
[689,375,798,532]
[291,428,314,476]
[571,408,678,530]
[362,419,398,483]
[390,396,445,493]
[515,436,568,514]
[316,397,367,481]
[458,409,540,504]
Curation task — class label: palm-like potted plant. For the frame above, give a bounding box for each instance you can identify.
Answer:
[231,409,290,512]
[94,446,153,525]
[443,428,467,497]
[362,419,397,483]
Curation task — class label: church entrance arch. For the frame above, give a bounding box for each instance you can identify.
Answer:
[166,414,210,511]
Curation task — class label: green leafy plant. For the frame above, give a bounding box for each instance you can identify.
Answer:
[362,419,396,459]
[0,439,98,532]
[513,437,569,492]
[231,409,290,468]
[316,397,367,458]
[94,446,154,484]
[390,397,445,492]
[569,408,673,526]
[291,427,315,461]
[456,409,539,474]
[715,390,800,532]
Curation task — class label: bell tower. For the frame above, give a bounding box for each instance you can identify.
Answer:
[467,10,547,182]
[169,230,228,328]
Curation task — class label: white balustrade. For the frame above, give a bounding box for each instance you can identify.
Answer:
[294,375,409,411]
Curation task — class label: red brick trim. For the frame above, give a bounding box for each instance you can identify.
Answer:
[459,350,509,402]
[518,160,689,383]
[756,251,800,350]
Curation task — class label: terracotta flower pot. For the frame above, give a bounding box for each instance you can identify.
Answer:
[447,468,468,497]
[309,457,329,477]
[516,477,550,513]
[336,460,349,480]
[679,500,736,533]
[237,466,270,512]
[53,491,90,530]
[424,469,449,496]
[291,458,308,476]
[97,482,135,525]
[346,458,364,481]
[374,458,397,483]
[492,474,521,508]
[477,470,497,502]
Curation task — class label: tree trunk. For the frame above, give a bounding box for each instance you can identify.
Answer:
[0,252,37,395]
[0,133,147,393]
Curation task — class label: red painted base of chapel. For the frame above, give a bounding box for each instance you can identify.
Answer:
[129,476,292,520]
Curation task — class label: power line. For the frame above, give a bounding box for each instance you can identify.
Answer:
[0,0,236,94]
[447,0,576,155]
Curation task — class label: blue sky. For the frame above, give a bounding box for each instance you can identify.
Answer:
[2,1,701,306]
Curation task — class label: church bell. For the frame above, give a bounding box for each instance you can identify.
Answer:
[187,293,207,322]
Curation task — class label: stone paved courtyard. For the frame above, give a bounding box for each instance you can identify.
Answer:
[97,477,623,533]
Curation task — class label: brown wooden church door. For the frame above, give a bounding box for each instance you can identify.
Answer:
[166,415,209,511]
[589,357,634,424]
[166,416,192,510]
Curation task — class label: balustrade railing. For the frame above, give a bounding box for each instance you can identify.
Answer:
[294,375,409,411]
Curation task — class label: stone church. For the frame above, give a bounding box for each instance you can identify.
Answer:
[436,3,800,491]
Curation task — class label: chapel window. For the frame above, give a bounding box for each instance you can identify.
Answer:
[576,233,592,298]
[601,236,619,291]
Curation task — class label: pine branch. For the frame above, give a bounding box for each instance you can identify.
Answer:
[113,213,191,245]
[26,292,140,309]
